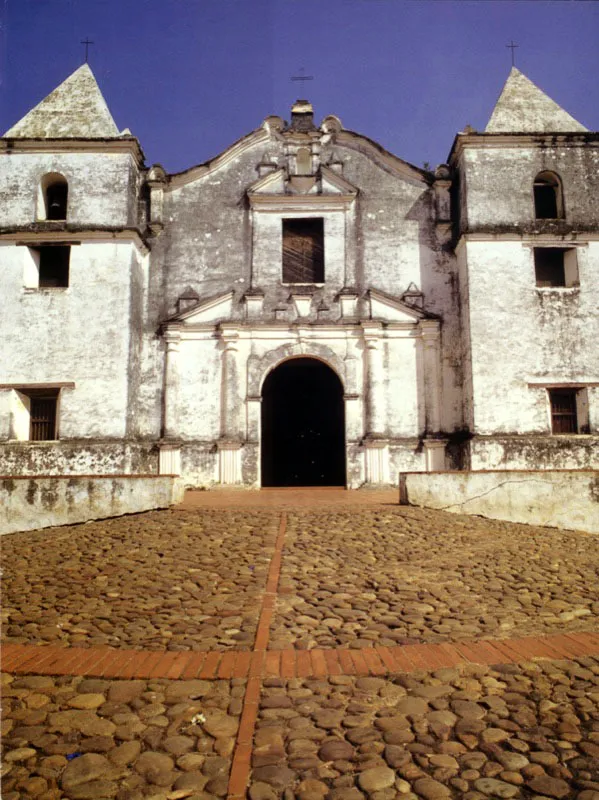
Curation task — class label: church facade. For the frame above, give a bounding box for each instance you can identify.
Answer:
[1,66,597,487]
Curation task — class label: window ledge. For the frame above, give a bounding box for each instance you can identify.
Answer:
[5,439,60,444]
[535,286,580,292]
[23,287,69,293]
[549,433,591,437]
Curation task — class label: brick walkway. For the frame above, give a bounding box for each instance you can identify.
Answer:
[2,493,598,800]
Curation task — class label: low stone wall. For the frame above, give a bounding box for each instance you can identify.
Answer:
[399,470,599,534]
[0,440,158,477]
[0,475,184,536]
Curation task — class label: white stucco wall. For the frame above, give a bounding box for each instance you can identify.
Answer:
[0,475,180,535]
[0,240,145,440]
[463,239,599,438]
[0,152,139,228]
[399,470,599,534]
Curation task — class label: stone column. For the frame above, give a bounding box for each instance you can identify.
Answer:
[160,329,182,476]
[218,328,243,484]
[364,440,390,485]
[163,330,181,439]
[159,442,181,476]
[362,323,386,438]
[361,323,389,484]
[421,320,442,434]
[220,329,242,440]
[423,439,448,472]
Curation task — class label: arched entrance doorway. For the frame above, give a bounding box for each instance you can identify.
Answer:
[261,358,346,487]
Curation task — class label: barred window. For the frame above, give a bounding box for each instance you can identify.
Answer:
[30,395,58,440]
[549,389,577,434]
[282,218,324,283]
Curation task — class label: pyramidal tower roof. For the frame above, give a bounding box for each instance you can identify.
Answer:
[485,67,588,134]
[3,64,121,138]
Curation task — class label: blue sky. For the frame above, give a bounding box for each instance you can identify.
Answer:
[2,0,598,173]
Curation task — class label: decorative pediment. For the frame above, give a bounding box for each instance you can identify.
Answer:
[320,165,358,195]
[247,165,358,207]
[169,291,234,325]
[248,168,287,195]
[368,289,428,322]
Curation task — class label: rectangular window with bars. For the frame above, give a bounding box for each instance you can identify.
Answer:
[10,387,62,441]
[548,389,578,434]
[30,396,58,440]
[282,218,324,283]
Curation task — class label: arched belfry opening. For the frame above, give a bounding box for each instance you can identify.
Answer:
[261,358,346,487]
[40,173,68,220]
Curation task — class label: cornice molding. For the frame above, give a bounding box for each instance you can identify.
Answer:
[0,137,145,166]
[248,194,356,211]
[3,227,150,254]
[456,231,599,246]
[448,131,599,164]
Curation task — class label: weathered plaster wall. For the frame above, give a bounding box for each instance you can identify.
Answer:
[399,469,599,534]
[0,152,140,228]
[467,435,599,471]
[452,136,599,470]
[458,141,599,232]
[0,240,146,440]
[0,475,180,535]
[0,441,157,476]
[462,239,599,438]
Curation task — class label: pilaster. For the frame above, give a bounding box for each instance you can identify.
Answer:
[423,438,448,472]
[217,440,243,484]
[361,322,386,438]
[363,438,390,484]
[163,329,181,439]
[421,320,443,434]
[158,441,181,476]
[220,327,243,440]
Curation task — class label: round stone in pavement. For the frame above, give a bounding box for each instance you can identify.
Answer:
[358,767,395,793]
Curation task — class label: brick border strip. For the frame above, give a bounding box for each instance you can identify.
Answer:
[2,631,598,681]
[227,510,288,800]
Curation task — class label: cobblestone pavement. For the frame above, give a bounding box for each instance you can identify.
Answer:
[1,672,242,799]
[270,510,599,650]
[1,494,598,799]
[1,509,279,652]
[250,657,599,800]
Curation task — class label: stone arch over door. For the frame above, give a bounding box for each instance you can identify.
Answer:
[247,342,348,398]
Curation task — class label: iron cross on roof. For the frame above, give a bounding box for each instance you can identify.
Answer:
[81,38,94,63]
[291,67,314,85]
[506,40,519,67]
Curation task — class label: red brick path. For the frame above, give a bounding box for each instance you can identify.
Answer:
[2,502,598,799]
[3,631,598,682]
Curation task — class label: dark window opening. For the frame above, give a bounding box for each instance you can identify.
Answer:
[282,218,324,283]
[549,389,577,434]
[38,246,70,287]
[534,248,565,287]
[46,182,68,220]
[533,172,562,220]
[29,391,59,440]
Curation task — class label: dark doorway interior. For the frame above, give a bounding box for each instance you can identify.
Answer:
[261,358,345,487]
